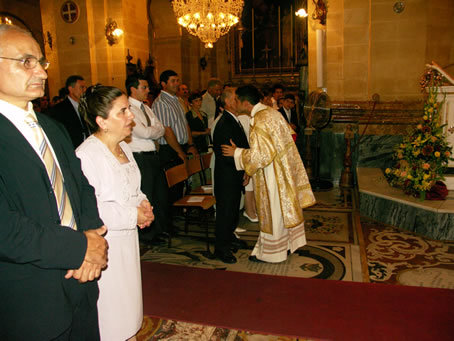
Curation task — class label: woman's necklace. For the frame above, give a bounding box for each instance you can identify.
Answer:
[115,145,126,158]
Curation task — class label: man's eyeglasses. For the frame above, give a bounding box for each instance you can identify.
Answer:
[0,56,50,70]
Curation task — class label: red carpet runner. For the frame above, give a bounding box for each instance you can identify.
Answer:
[141,262,454,341]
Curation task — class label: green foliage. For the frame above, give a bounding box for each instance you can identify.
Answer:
[385,86,453,200]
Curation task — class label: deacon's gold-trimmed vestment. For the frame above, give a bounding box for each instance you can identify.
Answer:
[234,103,315,262]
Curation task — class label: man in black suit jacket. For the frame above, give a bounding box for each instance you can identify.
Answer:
[278,93,300,133]
[0,24,107,340]
[212,87,249,264]
[49,75,90,148]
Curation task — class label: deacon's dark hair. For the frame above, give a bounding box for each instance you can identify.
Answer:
[188,92,203,104]
[78,84,124,132]
[261,87,272,97]
[125,74,147,96]
[65,75,84,90]
[159,70,178,86]
[236,85,262,106]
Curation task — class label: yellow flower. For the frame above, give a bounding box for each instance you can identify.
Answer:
[423,173,430,180]
[423,115,428,120]
[385,168,391,174]
[407,174,413,180]
[428,107,434,113]
[412,150,420,157]
[435,151,440,157]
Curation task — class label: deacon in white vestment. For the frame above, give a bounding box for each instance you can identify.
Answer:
[222,85,316,263]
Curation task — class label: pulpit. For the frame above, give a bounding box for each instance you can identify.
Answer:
[435,81,454,189]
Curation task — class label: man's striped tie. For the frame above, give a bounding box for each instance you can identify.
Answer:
[25,114,77,230]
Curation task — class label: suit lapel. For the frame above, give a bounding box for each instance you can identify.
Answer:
[0,114,48,170]
[224,111,249,148]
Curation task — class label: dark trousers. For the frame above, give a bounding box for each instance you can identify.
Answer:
[52,281,100,341]
[133,151,170,240]
[50,297,100,341]
[214,180,242,253]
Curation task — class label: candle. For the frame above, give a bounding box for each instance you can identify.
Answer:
[252,8,255,60]
[316,29,324,88]
[278,6,281,58]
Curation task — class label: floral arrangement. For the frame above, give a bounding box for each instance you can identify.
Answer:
[384,68,453,200]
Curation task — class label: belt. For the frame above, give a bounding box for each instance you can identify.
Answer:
[134,151,159,155]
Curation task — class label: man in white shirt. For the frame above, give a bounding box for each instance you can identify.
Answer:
[201,78,223,129]
[126,75,169,245]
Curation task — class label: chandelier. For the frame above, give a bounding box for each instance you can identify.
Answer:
[172,0,244,48]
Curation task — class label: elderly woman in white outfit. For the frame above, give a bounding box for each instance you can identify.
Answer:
[76,85,154,341]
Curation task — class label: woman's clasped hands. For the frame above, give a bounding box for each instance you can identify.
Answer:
[137,200,155,229]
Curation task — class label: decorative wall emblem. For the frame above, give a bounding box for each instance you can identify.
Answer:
[61,1,79,23]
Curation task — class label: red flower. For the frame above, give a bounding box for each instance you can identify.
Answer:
[422,145,434,156]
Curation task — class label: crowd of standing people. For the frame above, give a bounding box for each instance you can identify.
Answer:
[0,22,314,341]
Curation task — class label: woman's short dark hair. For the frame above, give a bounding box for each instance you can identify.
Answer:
[79,84,124,132]
[188,92,202,104]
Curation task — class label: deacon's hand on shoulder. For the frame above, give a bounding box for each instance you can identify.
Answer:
[221,139,237,157]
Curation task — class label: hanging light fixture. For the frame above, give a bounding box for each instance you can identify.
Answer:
[0,16,13,25]
[172,0,244,48]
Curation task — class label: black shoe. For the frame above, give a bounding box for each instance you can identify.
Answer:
[248,255,265,263]
[231,238,247,250]
[214,250,237,264]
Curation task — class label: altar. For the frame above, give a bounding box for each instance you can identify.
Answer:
[358,167,454,241]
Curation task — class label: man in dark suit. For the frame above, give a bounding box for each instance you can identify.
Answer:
[278,93,300,133]
[49,74,90,148]
[212,87,249,264]
[0,24,107,340]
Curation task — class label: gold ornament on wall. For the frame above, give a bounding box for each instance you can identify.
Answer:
[105,19,124,46]
[172,0,244,48]
[312,0,327,26]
